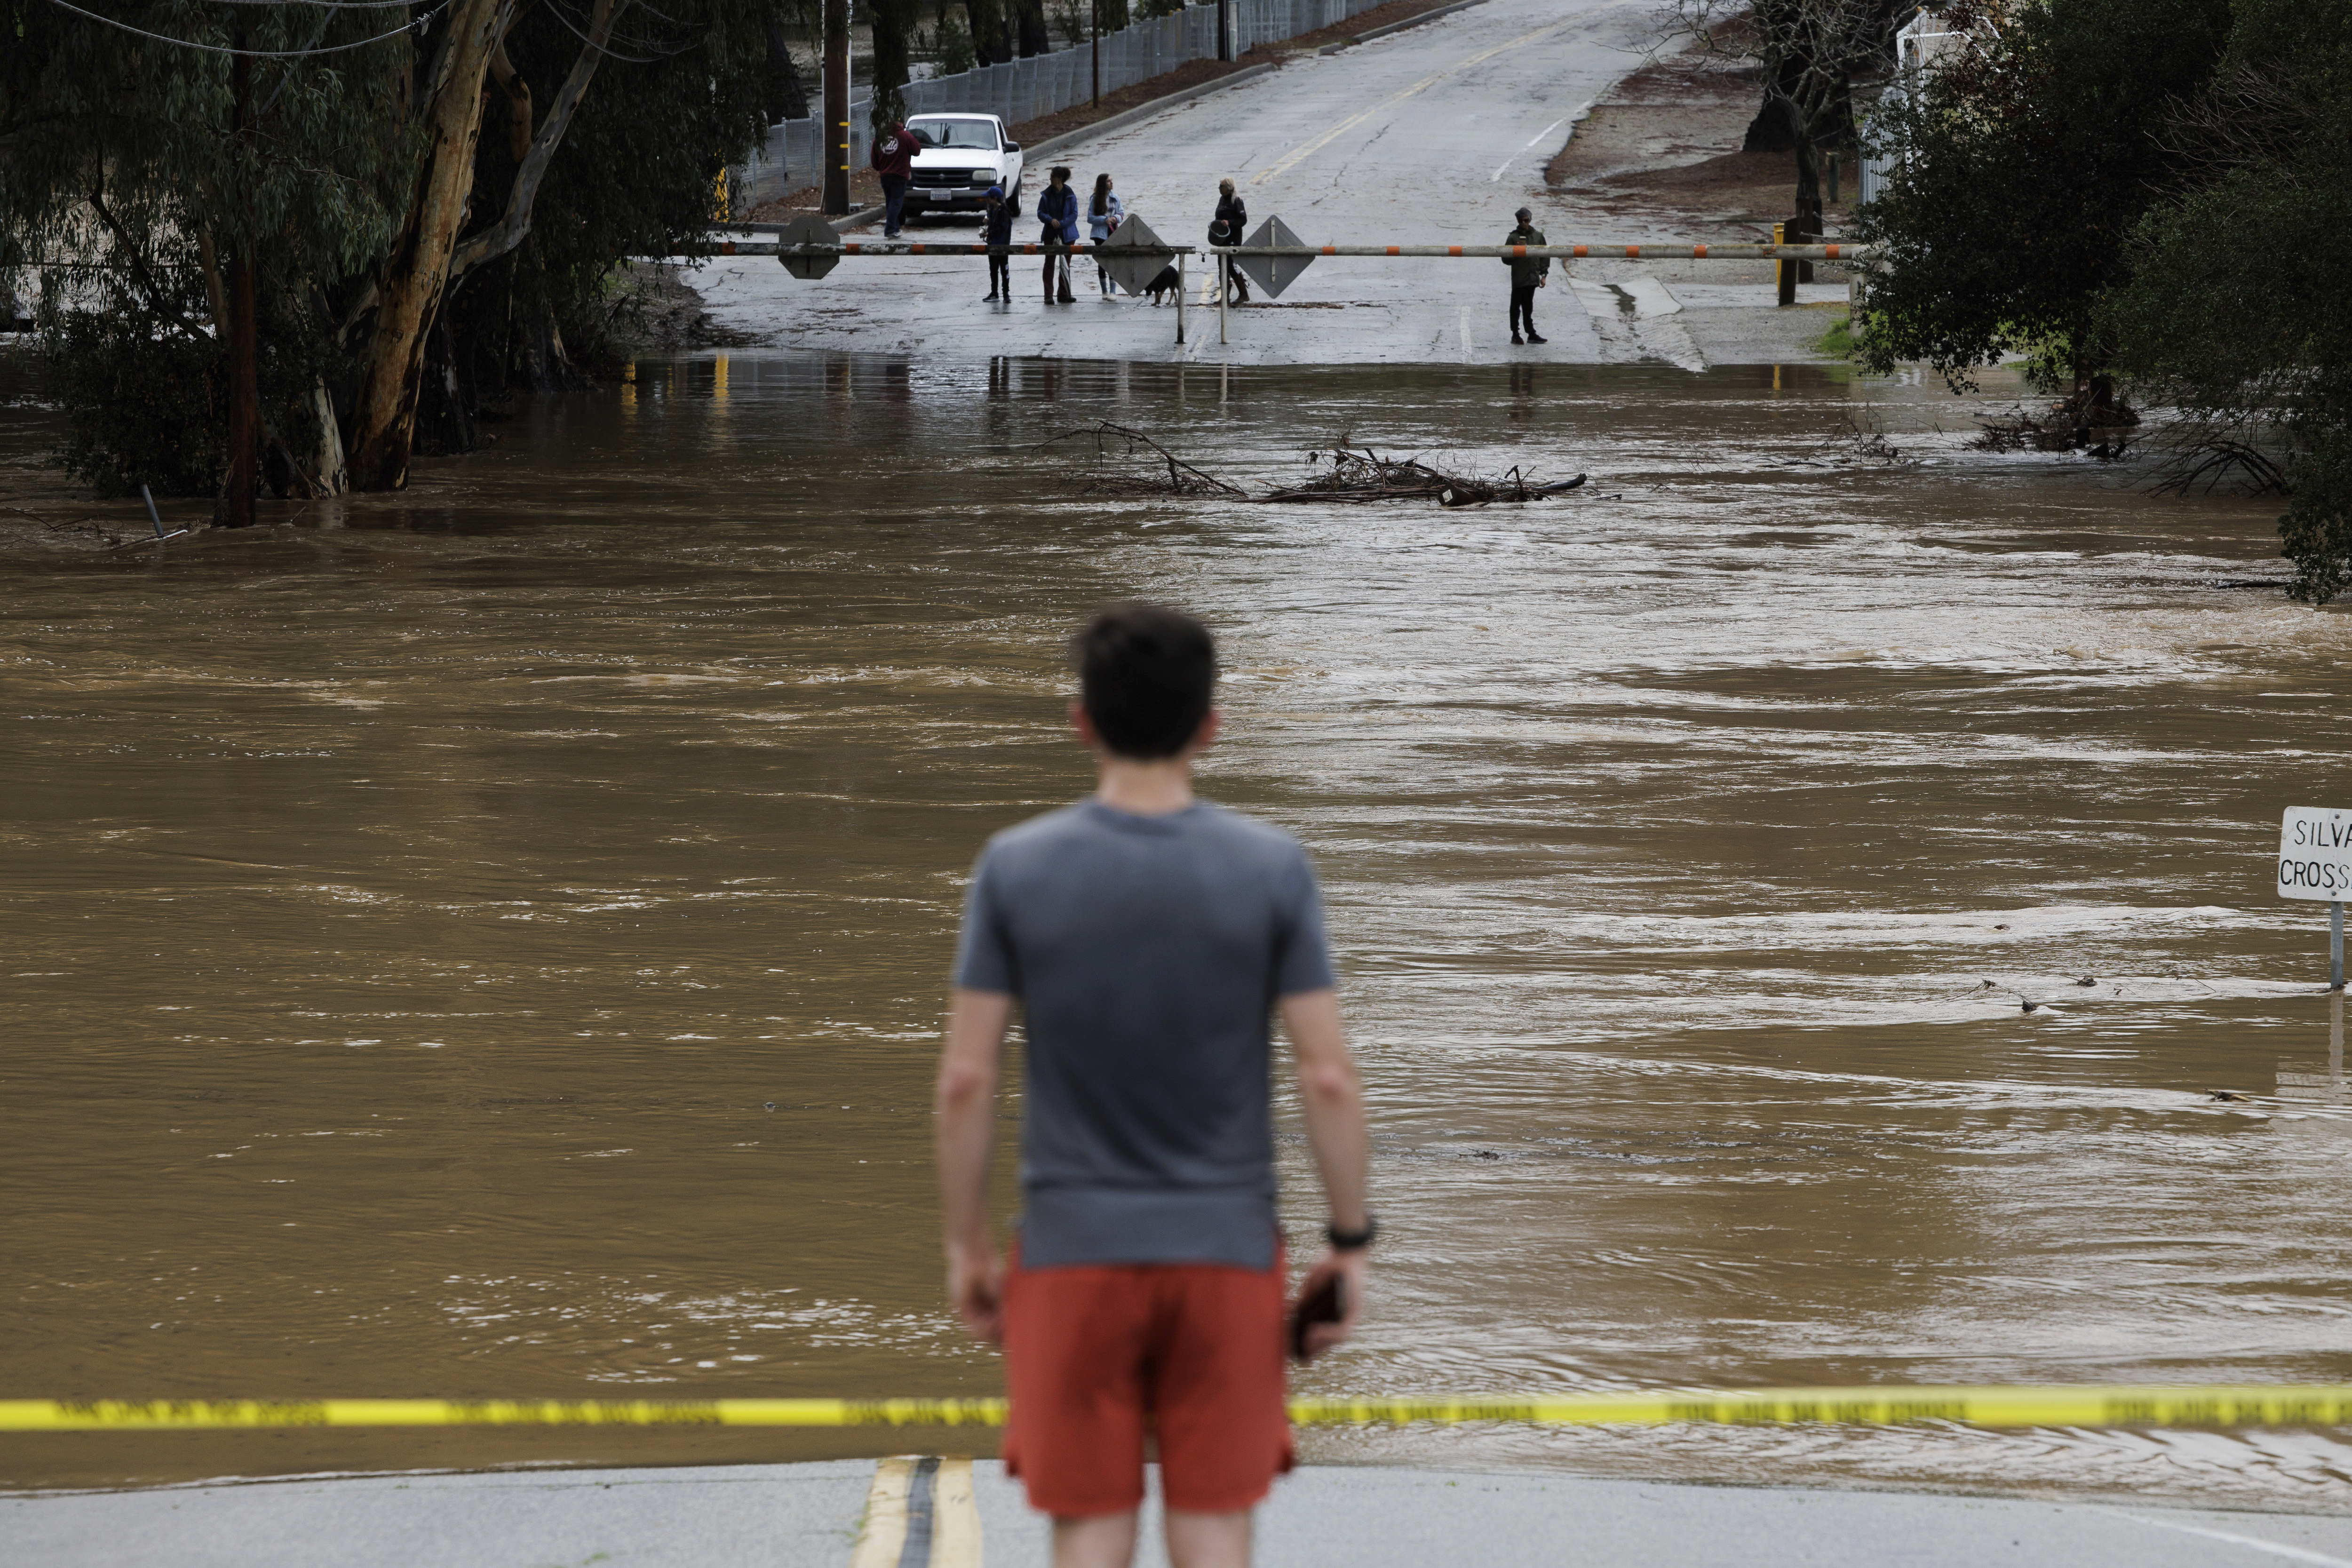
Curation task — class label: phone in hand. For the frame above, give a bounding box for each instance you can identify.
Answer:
[1287,1272,1346,1363]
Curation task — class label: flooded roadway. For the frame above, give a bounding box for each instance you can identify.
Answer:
[6,353,2352,1508]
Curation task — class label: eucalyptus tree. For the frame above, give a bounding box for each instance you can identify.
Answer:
[2,0,770,506]
[2106,0,2352,601]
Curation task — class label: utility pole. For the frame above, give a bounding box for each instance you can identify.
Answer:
[223,37,258,527]
[1090,0,1099,105]
[1216,0,1232,61]
[823,0,850,216]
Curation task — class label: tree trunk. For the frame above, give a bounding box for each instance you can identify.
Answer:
[1016,0,1048,58]
[870,0,912,134]
[1785,94,1820,284]
[824,0,851,214]
[763,16,810,120]
[346,0,509,492]
[963,0,1008,65]
[223,46,258,527]
[310,377,349,495]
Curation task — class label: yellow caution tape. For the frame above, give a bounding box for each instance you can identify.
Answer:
[8,1386,2352,1433]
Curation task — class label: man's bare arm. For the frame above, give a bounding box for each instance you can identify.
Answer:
[1279,986,1370,1356]
[935,987,1014,1342]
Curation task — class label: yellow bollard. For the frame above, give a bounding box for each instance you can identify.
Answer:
[1774,221,1792,308]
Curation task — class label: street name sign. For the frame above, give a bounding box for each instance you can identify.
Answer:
[2279,807,2352,901]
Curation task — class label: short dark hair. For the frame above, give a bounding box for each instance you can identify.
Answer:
[1074,604,1216,760]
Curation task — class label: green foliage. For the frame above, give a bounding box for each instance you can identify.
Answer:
[1854,0,2233,393]
[43,302,225,499]
[1812,310,1858,359]
[2104,0,2352,601]
[4,0,774,484]
[459,0,771,386]
[932,12,979,76]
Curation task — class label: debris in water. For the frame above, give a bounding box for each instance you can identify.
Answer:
[2209,1090,2250,1103]
[1263,446,1586,506]
[2074,975,2097,987]
[1033,421,1253,499]
[1033,424,1589,506]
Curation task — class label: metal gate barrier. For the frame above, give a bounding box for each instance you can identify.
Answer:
[726,212,1872,344]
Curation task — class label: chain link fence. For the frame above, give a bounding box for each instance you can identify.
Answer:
[730,0,1391,207]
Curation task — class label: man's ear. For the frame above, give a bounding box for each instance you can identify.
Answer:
[1069,700,1103,752]
[1186,707,1222,756]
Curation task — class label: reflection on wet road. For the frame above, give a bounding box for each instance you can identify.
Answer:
[5,355,2350,1503]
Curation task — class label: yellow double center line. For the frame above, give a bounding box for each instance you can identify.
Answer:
[851,1456,983,1568]
[1249,16,1588,187]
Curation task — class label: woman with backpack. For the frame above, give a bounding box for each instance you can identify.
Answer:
[1087,174,1125,297]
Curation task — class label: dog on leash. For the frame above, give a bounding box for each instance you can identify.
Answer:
[1143,264,1182,305]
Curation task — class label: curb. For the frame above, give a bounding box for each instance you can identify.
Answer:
[1319,0,1488,53]
[1021,62,1281,161]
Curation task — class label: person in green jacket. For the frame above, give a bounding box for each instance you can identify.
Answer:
[1502,205,1549,345]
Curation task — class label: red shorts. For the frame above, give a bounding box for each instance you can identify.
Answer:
[1001,1248,1294,1517]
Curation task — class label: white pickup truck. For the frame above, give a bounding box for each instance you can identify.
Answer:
[900,113,1025,220]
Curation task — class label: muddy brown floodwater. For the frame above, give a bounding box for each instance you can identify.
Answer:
[6,352,2352,1508]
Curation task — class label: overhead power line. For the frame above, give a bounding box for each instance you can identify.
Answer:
[38,0,445,54]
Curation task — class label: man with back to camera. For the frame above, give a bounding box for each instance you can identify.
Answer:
[872,116,915,239]
[934,603,1374,1568]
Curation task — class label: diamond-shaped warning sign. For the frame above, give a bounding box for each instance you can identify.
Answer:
[777,214,841,280]
[1097,214,1176,298]
[1232,215,1312,300]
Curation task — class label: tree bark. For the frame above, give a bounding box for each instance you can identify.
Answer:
[346,0,510,492]
[1015,0,1048,57]
[963,0,1007,65]
[447,0,624,286]
[223,45,259,527]
[824,0,850,214]
[869,0,912,134]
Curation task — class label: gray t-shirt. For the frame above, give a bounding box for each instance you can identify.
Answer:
[953,798,1335,1270]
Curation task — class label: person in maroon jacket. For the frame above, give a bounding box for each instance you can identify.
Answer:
[872,119,914,239]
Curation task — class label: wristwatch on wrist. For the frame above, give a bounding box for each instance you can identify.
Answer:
[1326,1214,1378,1252]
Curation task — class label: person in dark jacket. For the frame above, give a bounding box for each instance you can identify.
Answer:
[1209,178,1249,304]
[982,184,1015,302]
[1502,205,1549,345]
[1036,166,1079,304]
[872,119,915,239]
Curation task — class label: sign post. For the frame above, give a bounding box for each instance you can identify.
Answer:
[2277,807,2351,990]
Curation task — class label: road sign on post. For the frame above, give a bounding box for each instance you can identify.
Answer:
[1097,214,1171,298]
[777,214,841,280]
[2278,806,2351,989]
[1232,215,1312,300]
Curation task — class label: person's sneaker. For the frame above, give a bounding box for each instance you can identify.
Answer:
[1511,333,1525,345]
[1526,332,1547,344]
